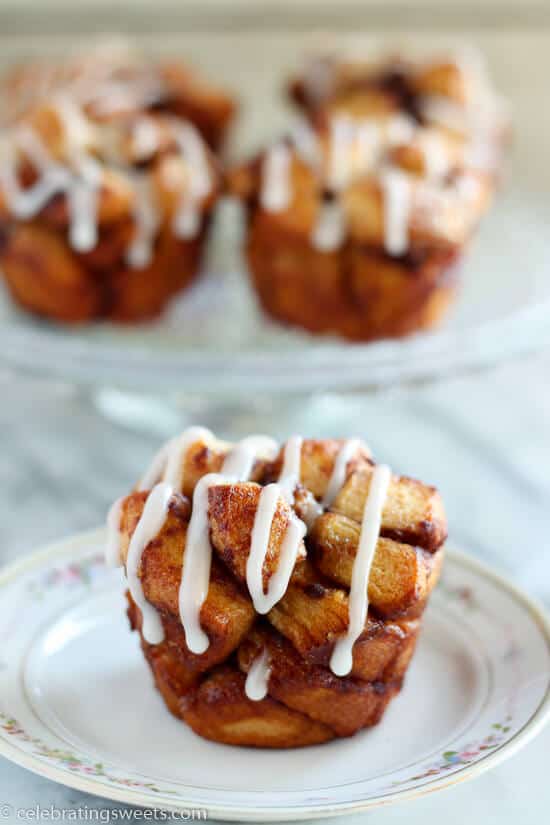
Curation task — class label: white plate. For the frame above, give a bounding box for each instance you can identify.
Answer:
[0,529,549,821]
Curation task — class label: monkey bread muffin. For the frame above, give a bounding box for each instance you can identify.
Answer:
[230,48,508,341]
[107,428,447,747]
[0,47,235,322]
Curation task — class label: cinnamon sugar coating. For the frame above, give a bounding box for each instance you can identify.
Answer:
[116,433,446,747]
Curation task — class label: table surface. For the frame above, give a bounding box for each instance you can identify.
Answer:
[1,353,549,822]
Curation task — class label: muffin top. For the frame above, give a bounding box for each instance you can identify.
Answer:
[232,48,508,255]
[289,47,509,128]
[0,45,226,266]
[0,41,235,145]
[107,428,447,684]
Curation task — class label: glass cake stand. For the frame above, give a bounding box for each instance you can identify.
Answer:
[1,186,549,435]
[1,189,549,382]
[0,28,549,434]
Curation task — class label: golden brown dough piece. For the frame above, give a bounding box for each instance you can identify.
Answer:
[157,62,236,152]
[180,667,335,748]
[242,204,461,341]
[110,430,447,748]
[120,493,256,674]
[229,48,508,341]
[238,627,404,737]
[0,47,233,323]
[310,517,444,618]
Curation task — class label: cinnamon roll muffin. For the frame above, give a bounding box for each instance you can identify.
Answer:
[230,49,508,341]
[107,428,447,748]
[0,48,234,322]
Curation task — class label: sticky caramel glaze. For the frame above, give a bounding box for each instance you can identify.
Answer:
[246,211,460,341]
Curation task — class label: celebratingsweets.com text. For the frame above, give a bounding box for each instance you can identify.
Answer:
[0,805,208,823]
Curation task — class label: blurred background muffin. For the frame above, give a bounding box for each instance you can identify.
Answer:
[230,49,508,341]
[0,44,235,322]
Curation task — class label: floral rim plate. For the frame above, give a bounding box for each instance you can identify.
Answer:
[0,529,549,821]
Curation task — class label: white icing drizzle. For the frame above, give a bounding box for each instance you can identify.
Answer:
[173,199,200,240]
[0,74,211,267]
[327,116,355,192]
[89,76,166,117]
[299,438,369,529]
[108,427,277,655]
[275,62,500,258]
[260,143,291,213]
[138,429,276,495]
[54,98,101,254]
[387,113,416,147]
[54,94,96,151]
[311,198,346,252]
[299,494,324,531]
[125,174,160,268]
[179,472,222,654]
[321,439,361,509]
[13,120,101,254]
[277,435,303,503]
[67,153,102,253]
[310,114,416,254]
[289,120,321,171]
[108,430,318,658]
[355,122,381,174]
[246,483,306,614]
[162,426,214,492]
[107,426,213,653]
[420,96,470,136]
[2,119,98,254]
[172,122,212,240]
[68,182,97,252]
[132,117,160,160]
[380,168,412,256]
[330,464,391,677]
[1,131,70,220]
[419,132,449,181]
[137,438,177,492]
[105,495,125,568]
[245,648,272,701]
[243,435,307,613]
[126,481,174,645]
[178,433,279,654]
[221,435,279,480]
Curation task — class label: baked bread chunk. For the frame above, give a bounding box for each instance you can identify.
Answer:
[107,428,446,748]
[229,48,508,341]
[0,46,235,322]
